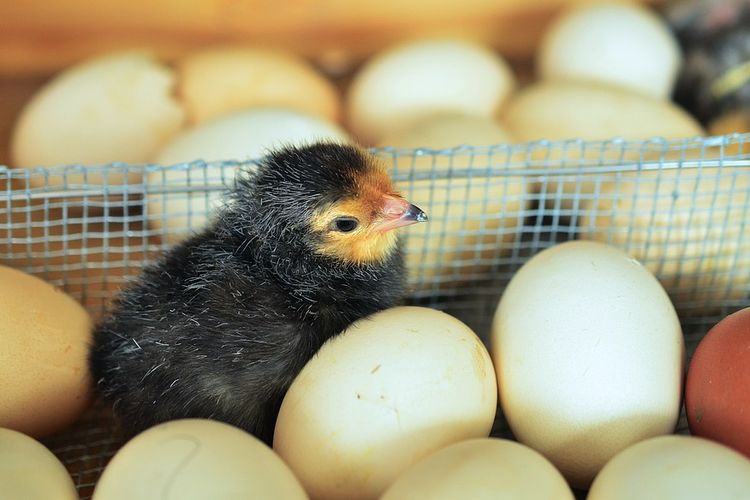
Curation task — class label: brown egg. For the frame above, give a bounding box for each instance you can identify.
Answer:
[686,307,750,458]
[0,265,92,438]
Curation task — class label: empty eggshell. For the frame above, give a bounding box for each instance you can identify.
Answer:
[538,2,681,99]
[377,113,528,289]
[347,38,515,144]
[147,109,350,244]
[177,46,342,125]
[92,419,308,500]
[273,306,497,500]
[11,51,184,186]
[0,427,78,500]
[491,241,684,488]
[588,435,750,500]
[381,438,574,500]
[0,265,92,438]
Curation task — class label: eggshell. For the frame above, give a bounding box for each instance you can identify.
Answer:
[177,46,341,125]
[491,241,684,488]
[501,80,704,210]
[378,114,528,289]
[686,307,750,458]
[538,2,681,99]
[0,427,78,500]
[0,265,92,438]
[381,438,574,500]
[588,435,750,500]
[347,38,515,144]
[273,306,497,500]
[147,109,350,244]
[579,169,750,314]
[11,51,184,186]
[92,419,308,500]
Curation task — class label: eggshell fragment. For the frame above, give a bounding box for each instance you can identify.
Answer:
[11,51,184,186]
[491,241,684,488]
[274,306,497,500]
[177,46,341,125]
[381,438,574,500]
[0,265,92,438]
[0,428,78,500]
[92,419,308,500]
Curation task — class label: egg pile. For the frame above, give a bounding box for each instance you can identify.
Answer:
[3,1,750,499]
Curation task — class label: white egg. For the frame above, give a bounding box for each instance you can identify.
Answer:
[147,109,350,244]
[0,428,77,500]
[588,435,750,499]
[11,51,184,186]
[347,38,515,144]
[274,306,497,500]
[538,2,682,99]
[381,438,574,500]
[92,419,308,500]
[491,241,685,488]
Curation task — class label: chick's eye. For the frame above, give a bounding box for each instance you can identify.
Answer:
[332,217,359,233]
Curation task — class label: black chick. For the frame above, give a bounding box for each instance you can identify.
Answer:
[89,143,427,444]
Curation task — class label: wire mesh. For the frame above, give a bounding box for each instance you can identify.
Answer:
[1,134,749,497]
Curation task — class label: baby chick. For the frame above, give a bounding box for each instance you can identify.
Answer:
[90,143,427,443]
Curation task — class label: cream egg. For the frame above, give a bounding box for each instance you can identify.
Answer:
[378,113,527,290]
[177,46,341,125]
[538,2,681,99]
[491,241,684,488]
[274,306,497,500]
[0,265,92,438]
[347,38,515,144]
[381,438,574,500]
[588,435,750,499]
[92,419,308,500]
[0,428,77,500]
[147,108,350,244]
[11,51,184,186]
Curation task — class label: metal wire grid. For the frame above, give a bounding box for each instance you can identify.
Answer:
[1,134,749,497]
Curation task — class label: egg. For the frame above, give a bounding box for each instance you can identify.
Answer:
[377,113,527,289]
[273,306,497,500]
[501,80,704,210]
[347,38,515,144]
[538,2,681,99]
[578,168,750,314]
[0,265,92,438]
[491,241,684,488]
[176,46,341,125]
[686,307,750,458]
[92,419,307,500]
[11,51,184,186]
[588,435,750,499]
[0,427,78,500]
[381,438,574,500]
[147,109,350,244]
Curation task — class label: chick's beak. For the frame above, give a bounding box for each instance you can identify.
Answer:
[376,195,428,233]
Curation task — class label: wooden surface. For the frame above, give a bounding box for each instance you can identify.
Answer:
[0,0,654,77]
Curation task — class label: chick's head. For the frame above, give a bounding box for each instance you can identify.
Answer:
[244,142,427,265]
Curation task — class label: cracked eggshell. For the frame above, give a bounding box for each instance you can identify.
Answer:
[491,241,684,489]
[11,51,184,186]
[273,306,497,500]
[177,46,342,125]
[92,419,308,500]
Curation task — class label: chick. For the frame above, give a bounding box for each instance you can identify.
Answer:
[90,143,427,443]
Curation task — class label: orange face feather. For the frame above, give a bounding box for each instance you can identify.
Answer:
[310,158,425,265]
